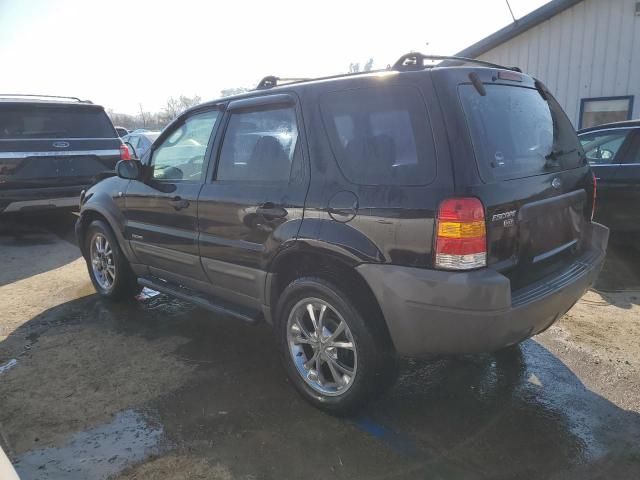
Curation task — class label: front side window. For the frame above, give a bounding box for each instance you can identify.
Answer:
[216,106,299,182]
[151,110,219,182]
[579,130,630,165]
[320,85,436,186]
[580,97,633,129]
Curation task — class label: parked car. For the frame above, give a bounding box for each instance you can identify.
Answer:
[578,120,640,232]
[122,131,160,159]
[0,94,126,215]
[115,126,129,138]
[75,53,608,414]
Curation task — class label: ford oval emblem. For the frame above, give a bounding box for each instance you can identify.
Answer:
[53,141,70,148]
[552,177,562,189]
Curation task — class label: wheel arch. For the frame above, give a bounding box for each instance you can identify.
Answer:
[267,244,394,351]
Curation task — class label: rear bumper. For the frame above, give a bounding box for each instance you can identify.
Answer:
[357,222,609,357]
[0,186,82,214]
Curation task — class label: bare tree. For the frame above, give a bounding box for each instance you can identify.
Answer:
[364,58,374,72]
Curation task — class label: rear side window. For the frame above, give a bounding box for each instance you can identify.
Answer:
[459,84,583,181]
[320,85,436,185]
[0,105,116,139]
[216,106,299,182]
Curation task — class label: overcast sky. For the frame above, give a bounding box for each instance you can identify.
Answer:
[0,0,548,115]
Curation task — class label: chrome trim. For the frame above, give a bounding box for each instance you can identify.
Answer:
[0,138,119,141]
[0,149,119,159]
[578,126,640,136]
[590,163,640,167]
[3,196,78,212]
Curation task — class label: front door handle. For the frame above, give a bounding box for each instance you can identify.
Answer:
[256,202,288,219]
[169,196,190,210]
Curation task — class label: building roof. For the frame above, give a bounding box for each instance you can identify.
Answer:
[455,0,584,59]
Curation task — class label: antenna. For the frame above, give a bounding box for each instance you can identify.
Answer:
[505,0,517,22]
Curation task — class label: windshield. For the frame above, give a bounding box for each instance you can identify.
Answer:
[459,84,583,181]
[0,105,116,139]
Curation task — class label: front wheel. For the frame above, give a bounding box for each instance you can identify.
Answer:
[275,277,396,415]
[84,220,141,300]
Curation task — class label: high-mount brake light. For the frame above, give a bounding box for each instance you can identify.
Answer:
[120,144,131,161]
[435,197,487,270]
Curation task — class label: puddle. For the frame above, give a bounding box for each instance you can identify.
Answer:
[14,409,163,480]
[0,358,17,374]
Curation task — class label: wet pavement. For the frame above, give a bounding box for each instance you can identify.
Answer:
[1,213,639,479]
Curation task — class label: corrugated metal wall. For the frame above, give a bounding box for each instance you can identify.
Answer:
[477,0,640,127]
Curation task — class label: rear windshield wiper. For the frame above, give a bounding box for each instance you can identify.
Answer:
[544,148,580,168]
[544,148,582,168]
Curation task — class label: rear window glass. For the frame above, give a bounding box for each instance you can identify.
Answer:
[320,85,436,185]
[459,85,583,181]
[0,105,116,139]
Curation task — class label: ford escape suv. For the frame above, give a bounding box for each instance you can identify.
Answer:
[0,94,124,215]
[75,53,609,414]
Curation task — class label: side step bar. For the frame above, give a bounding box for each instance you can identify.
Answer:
[138,277,261,324]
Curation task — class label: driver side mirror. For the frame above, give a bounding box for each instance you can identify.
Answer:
[116,159,143,180]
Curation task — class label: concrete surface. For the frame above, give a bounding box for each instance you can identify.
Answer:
[0,212,639,479]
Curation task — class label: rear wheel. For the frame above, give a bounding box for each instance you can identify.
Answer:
[85,220,141,300]
[276,277,396,415]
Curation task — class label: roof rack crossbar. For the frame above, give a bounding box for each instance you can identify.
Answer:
[392,52,522,73]
[0,93,90,103]
[255,76,312,90]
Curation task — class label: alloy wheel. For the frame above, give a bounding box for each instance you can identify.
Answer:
[287,298,358,396]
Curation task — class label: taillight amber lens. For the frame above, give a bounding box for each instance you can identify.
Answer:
[435,197,487,270]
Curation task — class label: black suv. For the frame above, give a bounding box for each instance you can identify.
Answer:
[75,53,609,414]
[0,95,124,215]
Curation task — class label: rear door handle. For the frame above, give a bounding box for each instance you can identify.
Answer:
[256,202,288,219]
[169,196,190,210]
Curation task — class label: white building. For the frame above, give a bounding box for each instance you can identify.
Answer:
[456,0,640,129]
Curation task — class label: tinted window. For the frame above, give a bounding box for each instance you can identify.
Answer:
[320,85,436,185]
[579,130,630,165]
[459,85,583,181]
[217,106,299,182]
[0,105,116,139]
[151,110,219,181]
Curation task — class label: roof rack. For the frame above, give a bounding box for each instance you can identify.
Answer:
[0,94,93,103]
[392,52,522,73]
[256,76,312,90]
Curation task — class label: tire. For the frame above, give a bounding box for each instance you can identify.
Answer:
[275,277,396,415]
[84,220,141,300]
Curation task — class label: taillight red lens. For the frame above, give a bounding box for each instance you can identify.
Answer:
[591,172,597,221]
[120,144,131,161]
[435,197,487,270]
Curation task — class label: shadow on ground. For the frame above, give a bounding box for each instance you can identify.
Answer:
[0,212,80,286]
[1,291,639,479]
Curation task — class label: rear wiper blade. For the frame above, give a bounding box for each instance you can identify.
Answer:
[544,148,580,168]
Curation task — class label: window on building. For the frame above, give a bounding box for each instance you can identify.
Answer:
[579,97,634,129]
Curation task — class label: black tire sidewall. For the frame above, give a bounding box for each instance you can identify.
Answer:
[275,277,391,415]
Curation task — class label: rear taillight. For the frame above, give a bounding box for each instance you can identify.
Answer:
[120,144,131,161]
[591,172,597,221]
[435,197,487,270]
